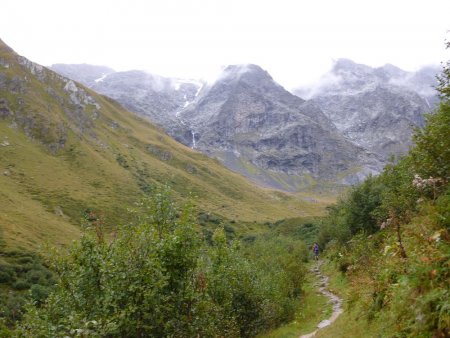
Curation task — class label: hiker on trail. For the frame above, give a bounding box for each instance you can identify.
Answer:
[313,243,319,260]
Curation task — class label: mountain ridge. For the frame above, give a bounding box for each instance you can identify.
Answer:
[50,59,438,191]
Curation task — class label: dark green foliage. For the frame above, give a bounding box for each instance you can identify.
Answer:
[115,153,129,168]
[411,102,450,181]
[1,293,26,324]
[346,176,384,234]
[0,252,55,327]
[318,175,385,248]
[437,40,450,101]
[434,186,450,229]
[414,40,450,182]
[12,280,31,291]
[0,320,12,338]
[29,285,50,304]
[17,188,308,337]
[0,268,13,283]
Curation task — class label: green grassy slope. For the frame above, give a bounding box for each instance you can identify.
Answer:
[0,39,328,251]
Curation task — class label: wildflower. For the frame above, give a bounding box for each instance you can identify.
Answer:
[412,174,443,189]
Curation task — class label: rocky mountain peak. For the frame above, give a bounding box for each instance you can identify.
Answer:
[330,59,380,91]
[377,63,408,78]
[222,64,272,81]
[209,64,282,96]
[298,59,437,161]
[174,64,380,189]
[333,58,372,74]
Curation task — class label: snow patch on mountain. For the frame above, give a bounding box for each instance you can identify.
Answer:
[94,73,109,83]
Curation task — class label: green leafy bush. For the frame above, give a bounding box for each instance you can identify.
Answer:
[0,266,14,284]
[29,285,50,304]
[17,187,308,337]
[12,280,31,291]
[0,252,55,328]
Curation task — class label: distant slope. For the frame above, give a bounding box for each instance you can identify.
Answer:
[0,39,323,251]
[294,59,439,160]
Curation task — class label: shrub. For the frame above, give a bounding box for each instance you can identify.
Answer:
[25,270,46,285]
[0,271,12,284]
[29,285,50,305]
[0,265,14,284]
[17,188,308,337]
[12,280,30,291]
[16,257,33,265]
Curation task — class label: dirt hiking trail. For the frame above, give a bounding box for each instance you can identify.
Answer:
[299,261,343,338]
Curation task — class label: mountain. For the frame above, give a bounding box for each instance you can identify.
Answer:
[0,39,321,251]
[175,64,381,190]
[50,64,202,129]
[52,63,381,190]
[50,63,115,87]
[294,59,440,159]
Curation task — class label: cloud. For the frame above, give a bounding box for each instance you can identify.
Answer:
[294,72,343,99]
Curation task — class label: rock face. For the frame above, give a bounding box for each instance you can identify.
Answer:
[175,64,381,190]
[50,64,202,129]
[294,59,439,160]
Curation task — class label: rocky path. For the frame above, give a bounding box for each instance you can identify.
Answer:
[299,261,343,338]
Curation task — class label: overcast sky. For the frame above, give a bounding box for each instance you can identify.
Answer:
[1,0,449,88]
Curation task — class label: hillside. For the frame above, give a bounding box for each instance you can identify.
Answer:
[0,39,325,251]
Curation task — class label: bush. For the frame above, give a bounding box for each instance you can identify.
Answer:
[434,187,450,229]
[12,280,30,291]
[0,265,14,284]
[0,292,26,324]
[0,271,12,284]
[16,257,33,265]
[17,188,308,337]
[0,251,55,329]
[25,270,47,285]
[29,285,50,305]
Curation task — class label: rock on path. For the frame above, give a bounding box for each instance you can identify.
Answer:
[299,261,343,338]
